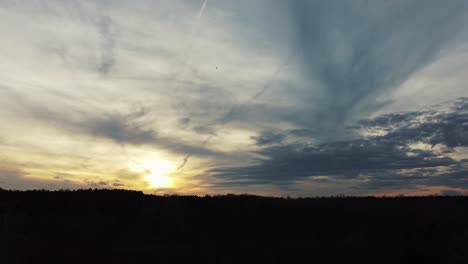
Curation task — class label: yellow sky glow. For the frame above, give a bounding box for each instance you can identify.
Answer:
[129,157,175,188]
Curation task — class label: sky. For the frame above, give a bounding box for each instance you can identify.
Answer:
[1,0,468,196]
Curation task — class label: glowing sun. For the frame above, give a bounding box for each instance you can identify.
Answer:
[129,158,175,188]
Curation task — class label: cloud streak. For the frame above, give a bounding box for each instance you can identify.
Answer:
[284,0,468,138]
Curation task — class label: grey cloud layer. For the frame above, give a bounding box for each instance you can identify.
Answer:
[360,97,468,148]
[287,0,468,136]
[211,98,468,191]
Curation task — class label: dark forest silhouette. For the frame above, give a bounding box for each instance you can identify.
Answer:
[1,189,468,263]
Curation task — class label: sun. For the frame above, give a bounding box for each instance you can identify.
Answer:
[129,157,175,188]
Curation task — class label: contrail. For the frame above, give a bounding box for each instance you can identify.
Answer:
[220,58,291,125]
[176,53,294,170]
[176,154,192,170]
[197,0,208,20]
[177,133,214,170]
[166,0,208,171]
[170,0,209,85]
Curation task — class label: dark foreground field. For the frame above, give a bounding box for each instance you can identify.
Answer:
[1,189,468,263]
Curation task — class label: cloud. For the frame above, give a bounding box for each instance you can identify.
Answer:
[64,109,228,158]
[0,85,225,159]
[251,131,286,146]
[112,182,125,187]
[211,98,468,191]
[212,140,456,183]
[179,1,468,146]
[0,166,86,190]
[0,85,153,144]
[97,14,116,75]
[440,189,467,196]
[427,162,468,189]
[83,110,156,145]
[362,97,468,148]
[283,0,468,138]
[0,167,23,183]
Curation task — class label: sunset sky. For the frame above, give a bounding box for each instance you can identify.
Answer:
[1,0,468,196]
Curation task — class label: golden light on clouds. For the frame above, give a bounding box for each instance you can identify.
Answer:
[129,157,175,189]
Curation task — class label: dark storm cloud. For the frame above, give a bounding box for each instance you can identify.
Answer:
[285,0,468,136]
[211,99,468,190]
